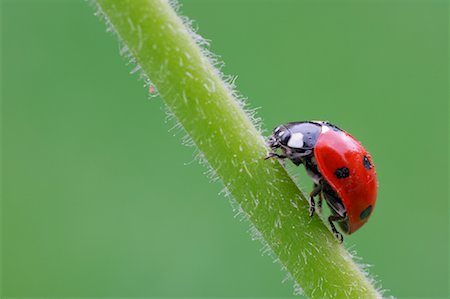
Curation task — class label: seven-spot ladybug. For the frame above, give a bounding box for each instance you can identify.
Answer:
[265,121,377,242]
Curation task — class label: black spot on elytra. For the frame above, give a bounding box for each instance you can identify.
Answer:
[363,156,372,170]
[360,205,373,220]
[334,167,350,179]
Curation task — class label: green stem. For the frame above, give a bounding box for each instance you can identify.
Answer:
[94,0,382,298]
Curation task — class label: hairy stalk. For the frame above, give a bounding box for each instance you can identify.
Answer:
[94,0,383,297]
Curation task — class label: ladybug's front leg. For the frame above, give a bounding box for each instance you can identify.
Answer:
[328,214,346,243]
[264,152,288,166]
[309,183,322,217]
[264,152,287,160]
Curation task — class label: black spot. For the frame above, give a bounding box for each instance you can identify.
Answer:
[363,156,372,170]
[334,167,350,179]
[360,205,373,220]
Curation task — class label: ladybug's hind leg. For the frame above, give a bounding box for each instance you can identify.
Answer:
[309,183,322,217]
[328,214,347,243]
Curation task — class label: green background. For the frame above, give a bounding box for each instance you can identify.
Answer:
[1,0,448,298]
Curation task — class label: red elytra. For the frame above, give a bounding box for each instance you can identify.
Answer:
[314,127,378,233]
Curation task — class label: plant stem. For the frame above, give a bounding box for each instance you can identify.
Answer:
[94,0,382,297]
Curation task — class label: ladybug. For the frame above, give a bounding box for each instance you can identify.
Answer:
[265,121,377,242]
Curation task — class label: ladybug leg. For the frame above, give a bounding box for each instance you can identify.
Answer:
[328,214,346,243]
[313,182,323,213]
[264,152,287,160]
[264,152,287,166]
[309,183,322,217]
[317,191,323,214]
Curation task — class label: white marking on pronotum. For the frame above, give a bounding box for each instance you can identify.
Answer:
[287,132,304,148]
[321,125,330,133]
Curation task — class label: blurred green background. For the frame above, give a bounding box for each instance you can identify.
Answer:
[1,0,448,298]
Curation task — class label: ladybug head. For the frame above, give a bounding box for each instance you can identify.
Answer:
[267,125,290,149]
